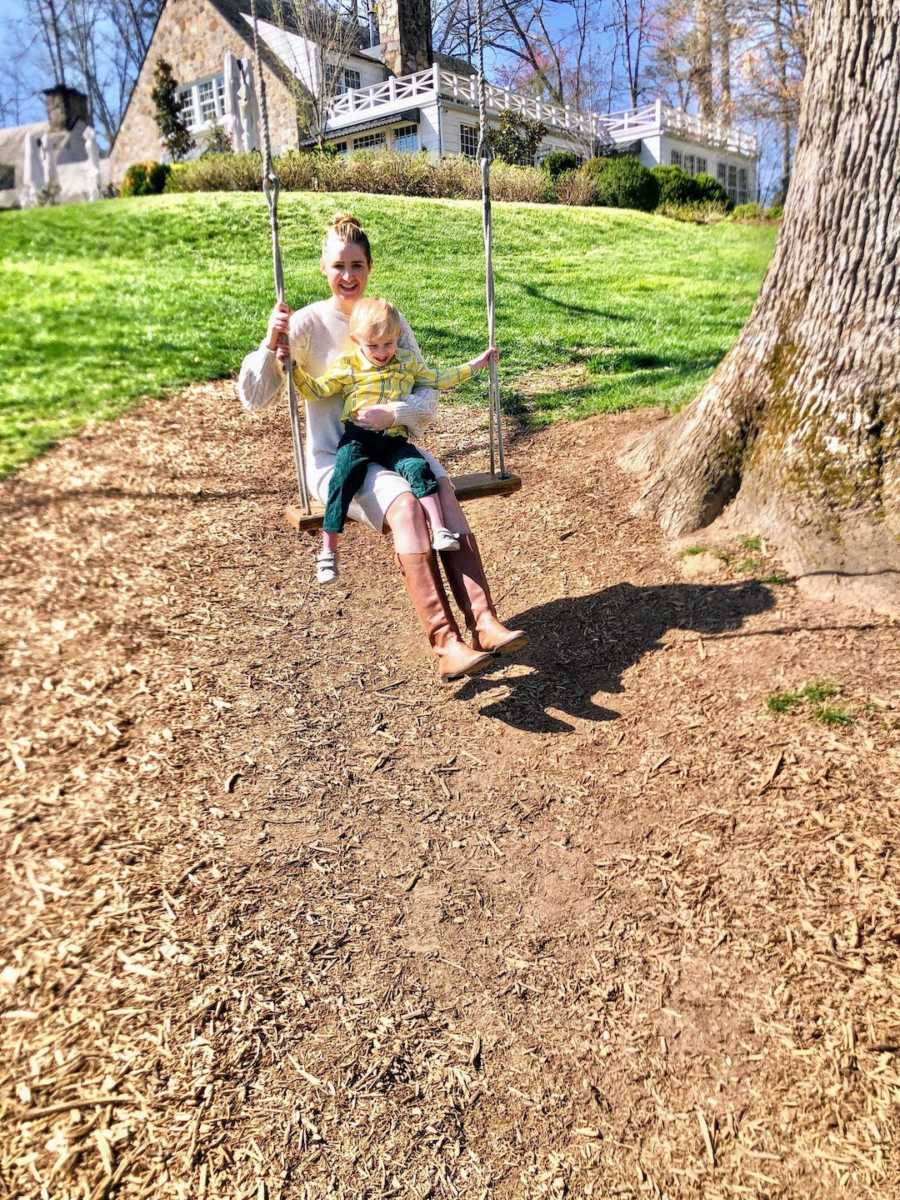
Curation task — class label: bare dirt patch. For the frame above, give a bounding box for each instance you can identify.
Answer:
[1,384,898,1199]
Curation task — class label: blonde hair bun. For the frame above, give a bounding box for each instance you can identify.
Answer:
[322,211,372,265]
[330,211,362,231]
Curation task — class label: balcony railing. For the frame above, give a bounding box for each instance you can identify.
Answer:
[325,66,759,157]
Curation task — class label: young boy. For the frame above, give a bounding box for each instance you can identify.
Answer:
[293,298,498,584]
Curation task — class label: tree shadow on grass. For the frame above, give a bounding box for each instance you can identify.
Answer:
[516,281,635,322]
[455,580,776,733]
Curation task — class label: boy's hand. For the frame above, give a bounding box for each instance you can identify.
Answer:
[354,405,397,431]
[266,301,293,366]
[471,346,500,371]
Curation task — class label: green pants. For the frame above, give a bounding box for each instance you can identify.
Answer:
[324,421,439,534]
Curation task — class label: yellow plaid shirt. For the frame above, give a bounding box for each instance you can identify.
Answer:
[293,348,475,436]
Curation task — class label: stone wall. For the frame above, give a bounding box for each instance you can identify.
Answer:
[109,0,299,179]
[375,0,433,77]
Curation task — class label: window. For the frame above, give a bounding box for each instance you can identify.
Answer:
[353,131,385,150]
[177,87,196,128]
[670,149,682,167]
[0,163,14,189]
[326,64,361,95]
[332,141,348,155]
[696,156,707,174]
[177,75,225,129]
[684,153,695,174]
[393,124,418,152]
[460,123,478,157]
[198,79,217,123]
[738,167,749,204]
[717,161,727,185]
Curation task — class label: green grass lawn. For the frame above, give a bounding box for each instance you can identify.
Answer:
[0,192,776,476]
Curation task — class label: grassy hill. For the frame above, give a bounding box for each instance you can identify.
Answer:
[0,192,776,476]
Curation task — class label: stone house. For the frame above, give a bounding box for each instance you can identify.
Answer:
[111,0,759,203]
[0,86,106,210]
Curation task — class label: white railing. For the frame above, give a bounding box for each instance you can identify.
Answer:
[659,103,758,156]
[327,66,438,119]
[325,67,759,157]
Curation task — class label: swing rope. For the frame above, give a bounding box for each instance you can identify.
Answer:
[250,0,311,514]
[474,0,507,478]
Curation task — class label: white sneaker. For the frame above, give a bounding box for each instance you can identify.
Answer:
[432,527,460,552]
[315,549,338,584]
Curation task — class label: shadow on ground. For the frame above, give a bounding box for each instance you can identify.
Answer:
[457,580,775,733]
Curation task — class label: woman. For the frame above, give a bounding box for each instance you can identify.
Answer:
[239,212,526,682]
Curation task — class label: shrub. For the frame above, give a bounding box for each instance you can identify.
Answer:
[122,160,170,197]
[581,156,613,184]
[164,151,261,192]
[541,150,579,179]
[429,154,481,200]
[344,149,433,196]
[730,202,764,221]
[274,149,321,191]
[589,155,660,212]
[767,202,784,219]
[651,164,698,205]
[693,172,731,207]
[202,121,233,155]
[488,111,547,166]
[555,167,597,206]
[656,200,729,224]
[490,160,554,203]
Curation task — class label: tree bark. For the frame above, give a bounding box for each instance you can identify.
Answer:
[621,0,899,612]
[693,0,715,121]
[715,0,731,121]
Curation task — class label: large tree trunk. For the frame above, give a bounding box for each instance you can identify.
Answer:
[621,0,899,612]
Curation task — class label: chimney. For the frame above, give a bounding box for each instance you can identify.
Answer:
[43,85,90,132]
[375,0,432,77]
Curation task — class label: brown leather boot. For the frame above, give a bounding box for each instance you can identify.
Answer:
[395,551,495,682]
[440,534,528,656]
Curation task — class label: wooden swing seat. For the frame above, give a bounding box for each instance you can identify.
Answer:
[284,470,522,532]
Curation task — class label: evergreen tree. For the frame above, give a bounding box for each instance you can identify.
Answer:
[488,111,547,167]
[151,59,194,161]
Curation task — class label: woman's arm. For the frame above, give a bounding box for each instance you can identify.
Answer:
[237,305,312,412]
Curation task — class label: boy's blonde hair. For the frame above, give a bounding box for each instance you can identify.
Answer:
[349,297,402,342]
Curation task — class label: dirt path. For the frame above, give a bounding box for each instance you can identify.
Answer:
[2,386,898,1200]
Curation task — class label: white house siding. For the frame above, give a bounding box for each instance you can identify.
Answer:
[657,134,757,201]
[434,104,582,160]
[416,101,442,154]
[247,18,385,97]
[344,52,388,91]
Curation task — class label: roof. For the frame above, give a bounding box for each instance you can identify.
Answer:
[111,0,300,157]
[304,108,421,146]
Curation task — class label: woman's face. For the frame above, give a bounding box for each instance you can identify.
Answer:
[321,234,371,311]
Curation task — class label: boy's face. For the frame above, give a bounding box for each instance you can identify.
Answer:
[354,330,399,367]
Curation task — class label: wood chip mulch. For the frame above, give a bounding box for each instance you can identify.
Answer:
[1,384,898,1199]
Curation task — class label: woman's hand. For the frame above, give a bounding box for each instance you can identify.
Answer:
[470,346,500,372]
[353,405,397,431]
[266,301,293,367]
